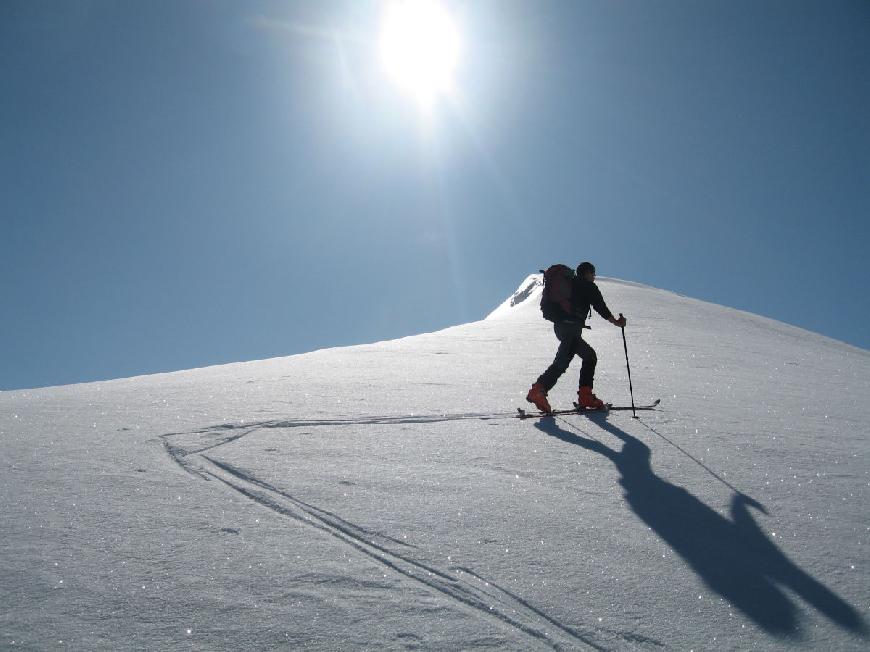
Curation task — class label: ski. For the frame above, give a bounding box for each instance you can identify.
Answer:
[516,407,592,419]
[516,399,660,419]
[573,398,661,412]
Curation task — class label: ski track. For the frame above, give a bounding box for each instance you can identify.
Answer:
[159,412,664,651]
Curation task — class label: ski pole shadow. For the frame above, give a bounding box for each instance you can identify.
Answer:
[534,415,868,640]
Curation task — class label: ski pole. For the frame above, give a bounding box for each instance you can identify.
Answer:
[619,314,638,419]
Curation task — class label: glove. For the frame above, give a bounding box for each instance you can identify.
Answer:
[613,314,627,328]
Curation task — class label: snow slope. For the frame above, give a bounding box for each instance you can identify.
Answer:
[2,277,868,650]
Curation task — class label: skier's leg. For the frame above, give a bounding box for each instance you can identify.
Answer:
[576,337,606,408]
[537,322,581,391]
[577,338,598,389]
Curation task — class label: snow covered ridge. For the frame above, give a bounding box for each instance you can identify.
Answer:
[1,276,869,649]
[487,274,688,321]
[489,274,870,356]
[486,274,653,320]
[485,273,543,320]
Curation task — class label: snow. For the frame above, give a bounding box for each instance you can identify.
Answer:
[1,277,868,650]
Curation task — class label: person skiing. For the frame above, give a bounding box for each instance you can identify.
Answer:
[526,262,627,413]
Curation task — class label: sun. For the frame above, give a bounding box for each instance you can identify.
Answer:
[379,0,461,104]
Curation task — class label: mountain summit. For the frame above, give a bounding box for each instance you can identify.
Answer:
[2,277,867,649]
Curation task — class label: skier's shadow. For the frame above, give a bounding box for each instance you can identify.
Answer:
[535,414,867,639]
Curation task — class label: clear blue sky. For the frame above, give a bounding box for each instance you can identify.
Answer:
[2,0,869,391]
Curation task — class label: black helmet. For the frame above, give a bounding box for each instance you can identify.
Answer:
[576,262,596,277]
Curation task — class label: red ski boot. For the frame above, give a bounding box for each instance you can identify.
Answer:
[578,386,606,410]
[526,383,552,413]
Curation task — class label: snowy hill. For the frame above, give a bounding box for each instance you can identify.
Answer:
[2,277,868,650]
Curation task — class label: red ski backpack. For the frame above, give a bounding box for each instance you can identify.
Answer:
[539,264,575,321]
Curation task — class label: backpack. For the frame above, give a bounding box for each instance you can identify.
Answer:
[539,264,575,321]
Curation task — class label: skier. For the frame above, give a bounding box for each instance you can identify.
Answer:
[526,262,627,413]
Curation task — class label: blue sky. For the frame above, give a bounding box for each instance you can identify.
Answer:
[2,0,868,391]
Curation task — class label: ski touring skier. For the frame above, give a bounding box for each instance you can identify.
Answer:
[526,262,627,413]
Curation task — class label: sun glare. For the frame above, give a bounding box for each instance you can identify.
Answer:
[379,0,461,105]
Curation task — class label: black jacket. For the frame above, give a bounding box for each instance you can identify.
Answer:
[550,278,613,324]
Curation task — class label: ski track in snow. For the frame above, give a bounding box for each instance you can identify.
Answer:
[160,413,665,651]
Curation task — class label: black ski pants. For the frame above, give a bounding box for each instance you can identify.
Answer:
[536,321,597,392]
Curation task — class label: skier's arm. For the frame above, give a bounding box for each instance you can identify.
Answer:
[591,285,627,327]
